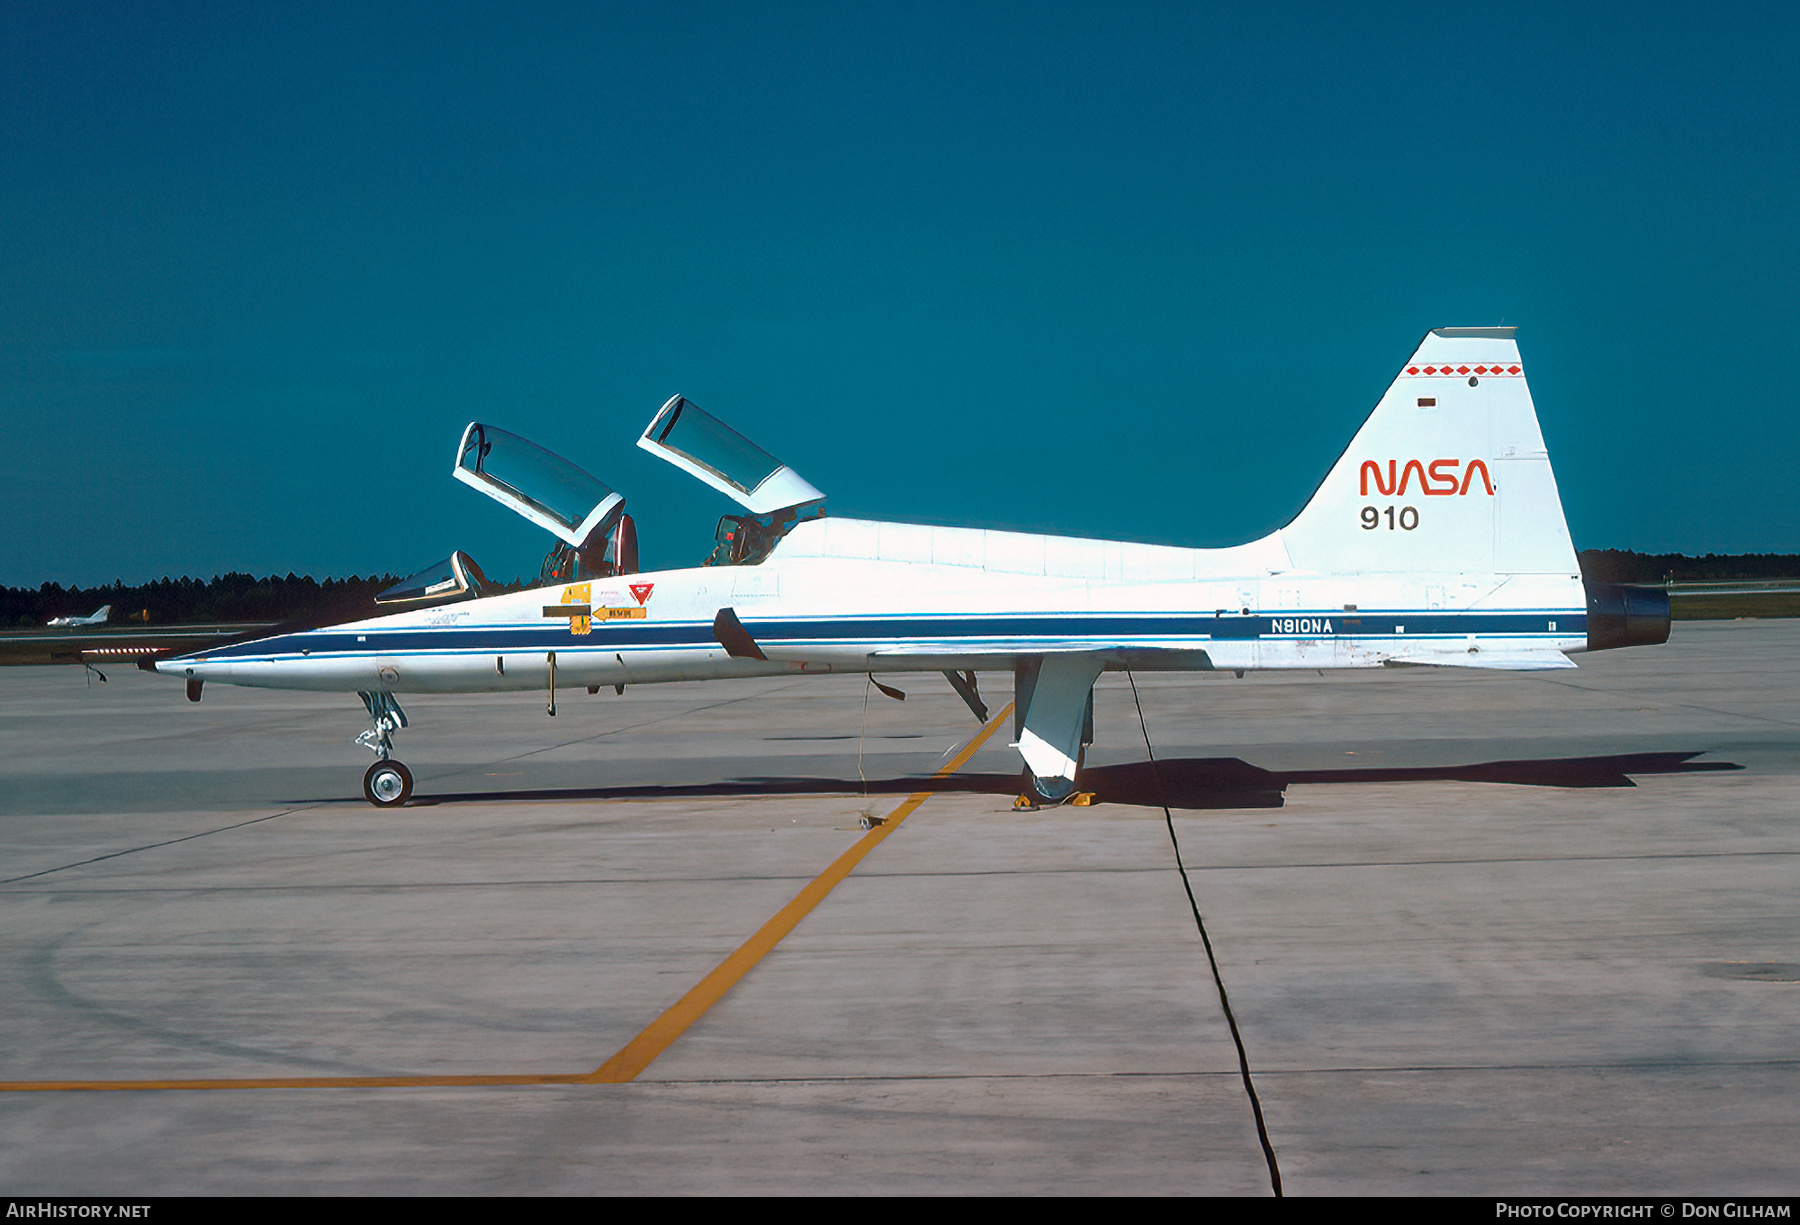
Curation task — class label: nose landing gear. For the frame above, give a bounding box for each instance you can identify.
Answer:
[355,690,413,807]
[363,759,414,807]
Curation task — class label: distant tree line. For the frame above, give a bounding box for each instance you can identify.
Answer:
[3,573,400,628]
[6,552,1798,628]
[1577,550,1800,584]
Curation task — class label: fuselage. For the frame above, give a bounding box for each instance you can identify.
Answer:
[160,516,1591,694]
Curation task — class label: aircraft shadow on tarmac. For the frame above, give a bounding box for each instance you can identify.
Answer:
[397,751,1742,811]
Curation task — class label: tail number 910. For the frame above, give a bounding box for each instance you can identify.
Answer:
[1362,505,1418,531]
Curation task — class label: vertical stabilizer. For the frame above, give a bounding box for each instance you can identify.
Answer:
[1278,328,1578,577]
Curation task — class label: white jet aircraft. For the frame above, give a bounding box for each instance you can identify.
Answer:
[153,328,1669,806]
[49,605,111,627]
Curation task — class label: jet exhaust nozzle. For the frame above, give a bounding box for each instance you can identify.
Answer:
[1584,582,1671,652]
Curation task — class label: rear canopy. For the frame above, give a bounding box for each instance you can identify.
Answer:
[636,395,823,516]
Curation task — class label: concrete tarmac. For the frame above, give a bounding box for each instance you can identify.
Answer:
[1,620,1795,1195]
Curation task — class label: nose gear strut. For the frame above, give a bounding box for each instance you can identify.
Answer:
[355,691,413,807]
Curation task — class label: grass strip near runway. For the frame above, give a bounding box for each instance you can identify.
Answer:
[1670,588,1800,619]
[587,701,1016,1083]
[0,703,1014,1095]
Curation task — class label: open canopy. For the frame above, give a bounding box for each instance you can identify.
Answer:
[637,395,824,516]
[453,422,625,548]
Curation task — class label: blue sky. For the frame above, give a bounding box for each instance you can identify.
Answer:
[3,1,1795,586]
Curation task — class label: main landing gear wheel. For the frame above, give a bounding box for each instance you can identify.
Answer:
[363,760,414,807]
[1015,745,1088,810]
[1023,770,1076,804]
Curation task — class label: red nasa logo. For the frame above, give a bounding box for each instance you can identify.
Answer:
[1360,459,1494,497]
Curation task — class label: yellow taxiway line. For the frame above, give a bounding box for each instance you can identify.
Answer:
[588,700,1013,1083]
[0,703,1013,1093]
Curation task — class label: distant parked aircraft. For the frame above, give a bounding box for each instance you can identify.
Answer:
[48,605,110,628]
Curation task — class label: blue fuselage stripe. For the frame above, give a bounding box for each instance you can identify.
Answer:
[184,610,1588,661]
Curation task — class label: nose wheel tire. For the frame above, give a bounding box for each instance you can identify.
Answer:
[363,760,414,807]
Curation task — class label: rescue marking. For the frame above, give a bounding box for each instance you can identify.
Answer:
[548,584,593,634]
